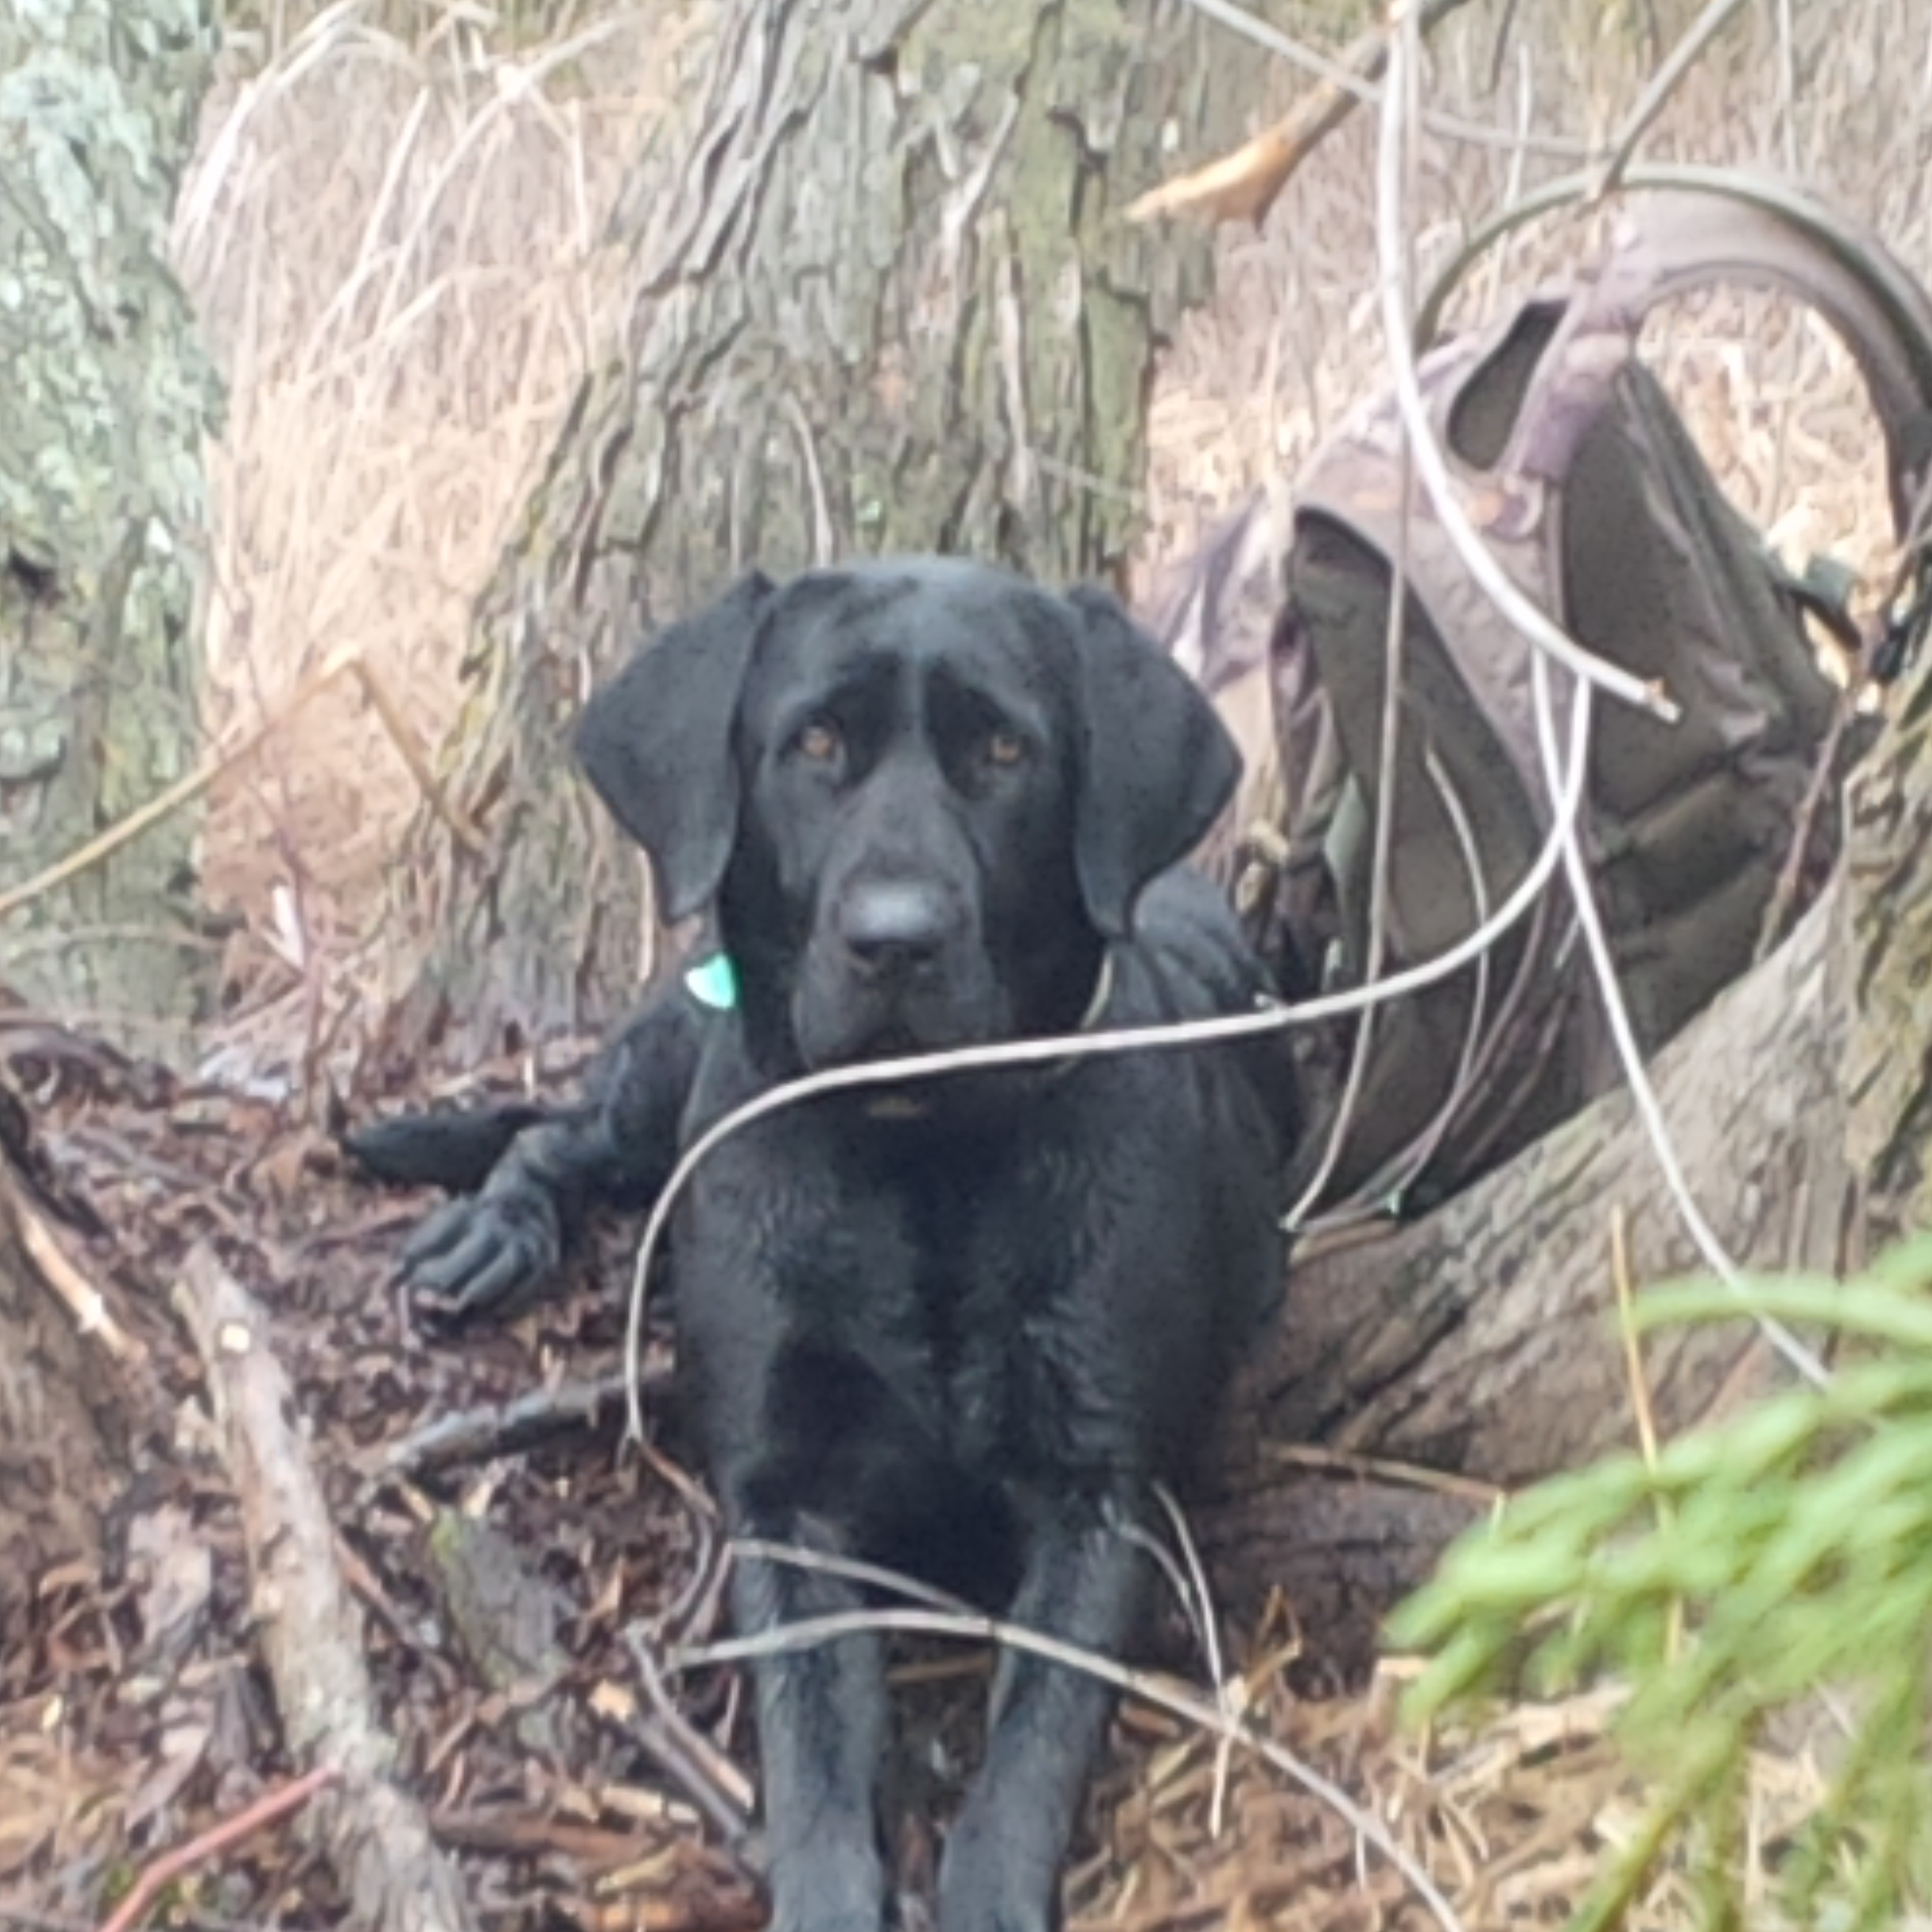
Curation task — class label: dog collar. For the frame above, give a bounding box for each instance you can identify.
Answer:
[683,953,739,1011]
[686,949,1114,1118]
[684,951,1114,1032]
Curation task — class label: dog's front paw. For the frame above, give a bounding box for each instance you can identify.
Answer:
[936,1832,1059,1932]
[935,1881,1056,1932]
[398,1183,563,1327]
[765,1843,890,1932]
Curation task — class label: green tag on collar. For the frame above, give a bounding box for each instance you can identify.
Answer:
[683,953,739,1012]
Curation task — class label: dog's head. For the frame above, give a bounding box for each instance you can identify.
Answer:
[575,559,1239,1069]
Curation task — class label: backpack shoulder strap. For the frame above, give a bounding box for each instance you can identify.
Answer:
[1503,177,1932,541]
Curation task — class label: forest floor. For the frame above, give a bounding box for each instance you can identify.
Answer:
[0,1009,1822,1932]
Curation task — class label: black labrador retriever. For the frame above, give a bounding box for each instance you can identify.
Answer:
[363,559,1297,1932]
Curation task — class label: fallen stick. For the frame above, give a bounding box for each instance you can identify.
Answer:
[174,1242,478,1932]
[1127,0,1477,229]
[362,1367,668,1482]
[0,1158,140,1364]
[95,1765,336,1932]
[0,649,483,927]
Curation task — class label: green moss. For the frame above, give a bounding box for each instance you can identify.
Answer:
[0,0,222,1053]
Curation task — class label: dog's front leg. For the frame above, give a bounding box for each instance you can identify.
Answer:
[732,1529,891,1932]
[936,1498,1151,1932]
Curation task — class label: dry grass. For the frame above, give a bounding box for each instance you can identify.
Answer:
[1068,1668,1838,1932]
[174,0,696,989]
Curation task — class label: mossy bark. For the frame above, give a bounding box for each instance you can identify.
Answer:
[397,0,1268,1058]
[0,0,223,1061]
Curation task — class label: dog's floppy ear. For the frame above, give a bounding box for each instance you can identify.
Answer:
[1064,582,1241,938]
[574,571,776,922]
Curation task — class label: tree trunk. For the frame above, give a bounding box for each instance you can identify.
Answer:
[0,0,223,1062]
[395,0,1271,1060]
[1198,655,1932,1671]
[0,0,219,1608]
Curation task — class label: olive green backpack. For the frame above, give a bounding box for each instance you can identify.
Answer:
[1186,176,1932,1223]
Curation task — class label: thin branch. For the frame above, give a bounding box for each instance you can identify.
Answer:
[1150,1483,1238,1839]
[1,1161,141,1364]
[1128,0,1480,228]
[1526,651,1831,1388]
[0,648,482,928]
[1365,14,1676,723]
[668,1596,1466,1932]
[729,1537,976,1617]
[360,1368,662,1481]
[0,653,353,927]
[1593,0,1753,197]
[1609,1207,1663,1471]
[94,1768,337,1932]
[344,657,489,858]
[1170,0,1593,163]
[1609,1205,1682,1664]
[1286,410,1415,1226]
[1262,1443,1505,1507]
[618,1627,758,1848]
[174,1244,478,1932]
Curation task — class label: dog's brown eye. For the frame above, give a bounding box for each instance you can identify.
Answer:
[986,727,1027,769]
[797,721,843,763]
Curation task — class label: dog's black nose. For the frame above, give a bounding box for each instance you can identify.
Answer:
[840,881,953,974]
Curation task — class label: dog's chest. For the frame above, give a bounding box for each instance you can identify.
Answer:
[853,1135,1088,1443]
[721,1110,1126,1471]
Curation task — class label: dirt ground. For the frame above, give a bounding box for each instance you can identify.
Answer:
[0,1019,1372,1931]
[0,1011,1825,1932]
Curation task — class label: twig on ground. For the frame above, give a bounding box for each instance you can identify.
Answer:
[0,647,481,928]
[94,1765,337,1932]
[640,1437,729,1648]
[174,1242,479,1932]
[0,1159,142,1364]
[669,1563,1468,1932]
[620,1627,760,1852]
[425,1807,646,1866]
[1128,0,1477,228]
[361,1368,662,1481]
